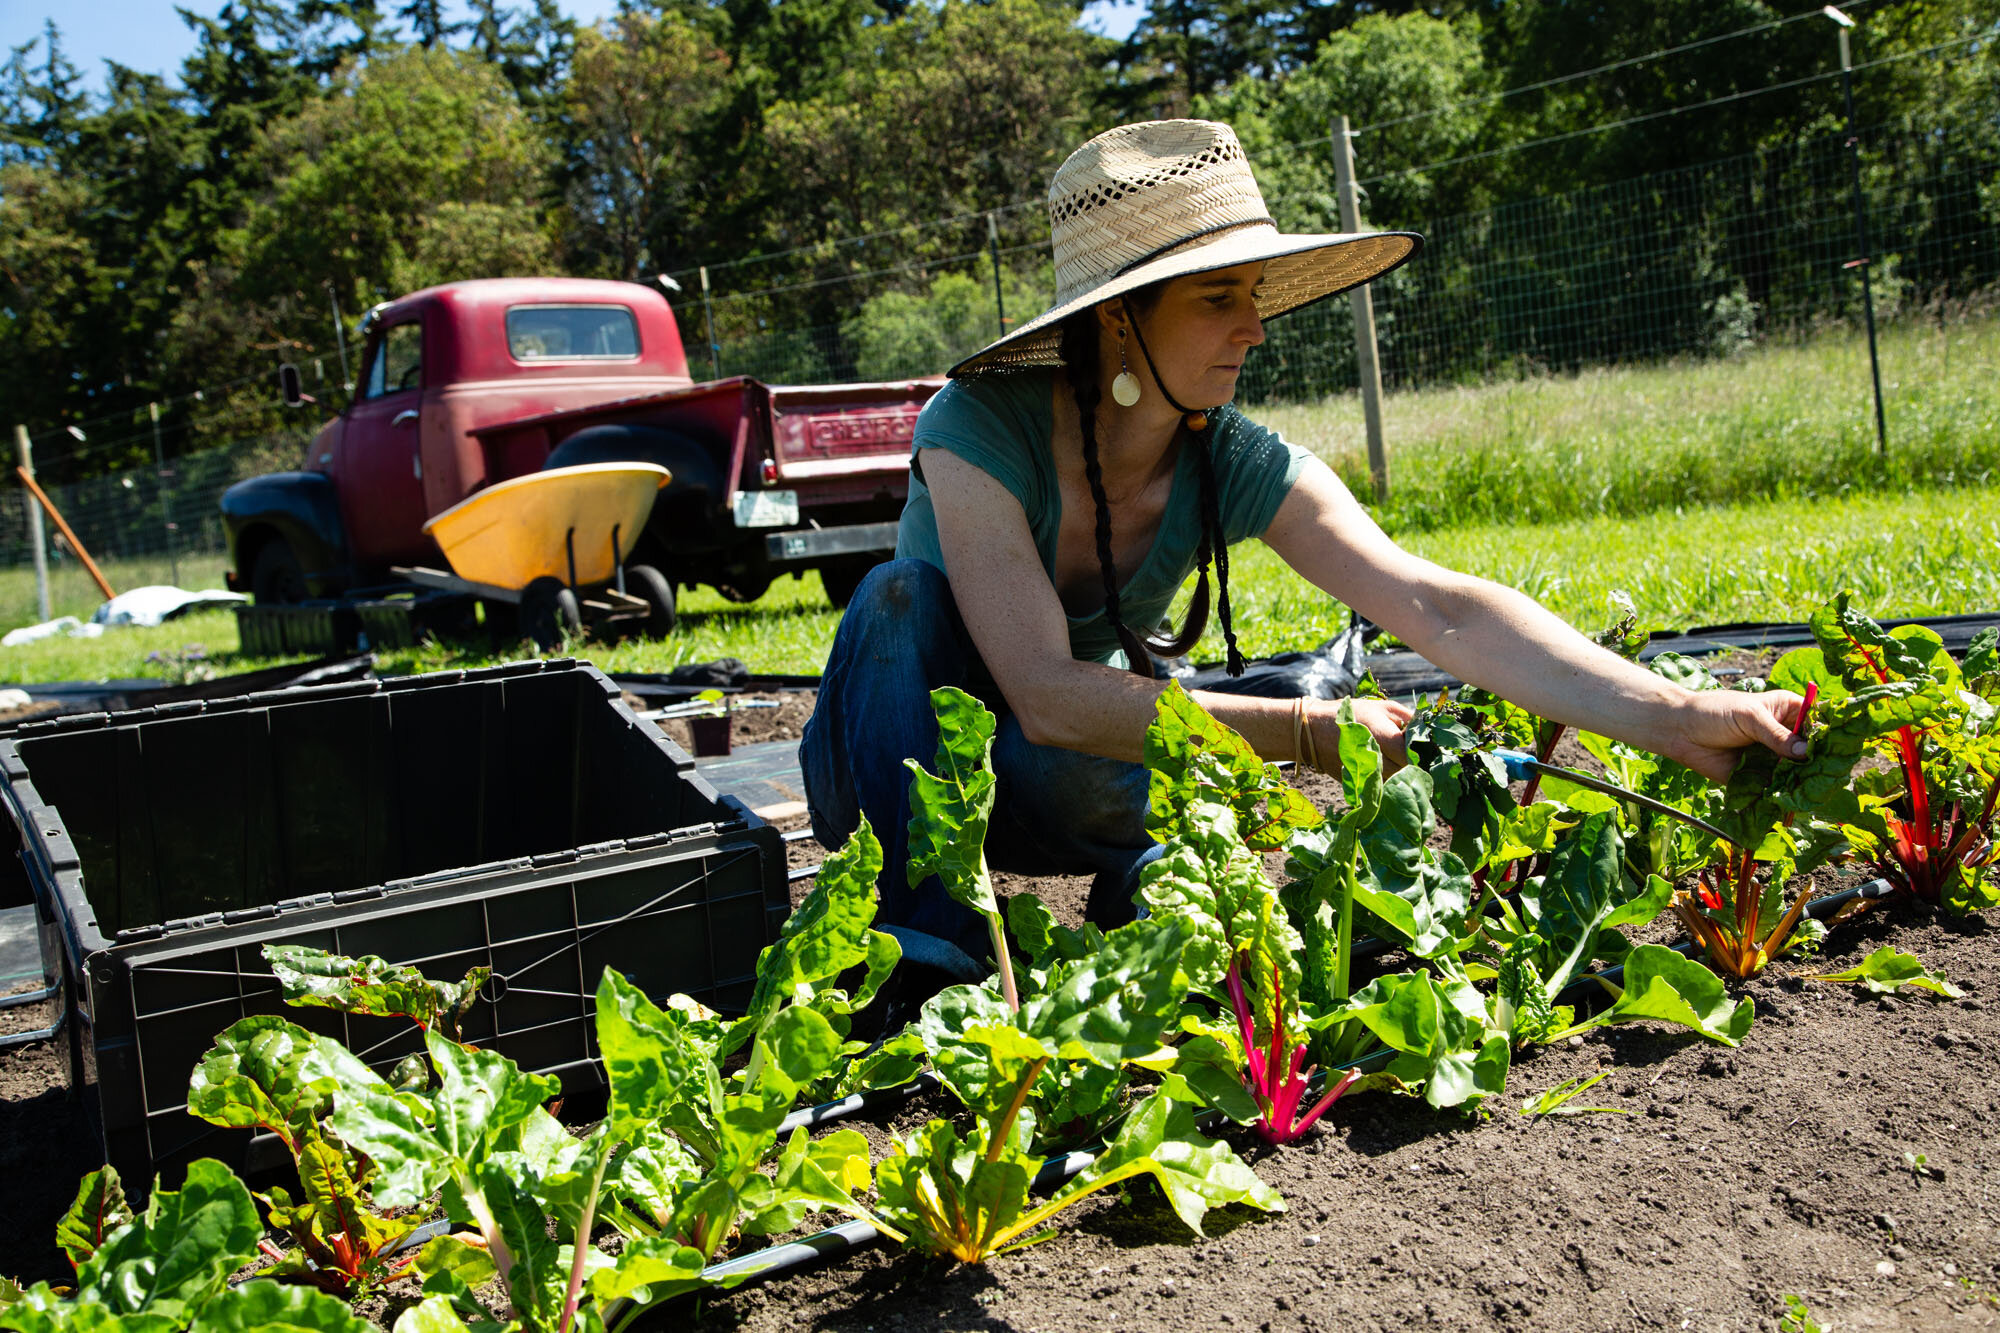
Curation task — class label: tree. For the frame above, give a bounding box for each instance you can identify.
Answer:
[231,46,552,314]
[553,6,735,281]
[397,0,458,48]
[0,22,86,165]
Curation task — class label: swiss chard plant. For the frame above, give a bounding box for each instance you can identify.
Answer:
[1768,594,2000,914]
[0,1160,369,1333]
[904,685,1021,1010]
[883,914,1281,1262]
[1149,688,1507,1117]
[185,1011,422,1294]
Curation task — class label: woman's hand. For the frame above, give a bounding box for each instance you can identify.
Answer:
[1653,688,1811,783]
[1303,697,1415,775]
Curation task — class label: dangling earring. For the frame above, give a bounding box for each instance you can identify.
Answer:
[1111,326,1142,408]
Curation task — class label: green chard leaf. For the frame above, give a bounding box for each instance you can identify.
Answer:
[1340,971,1509,1110]
[55,1169,132,1275]
[75,1160,262,1324]
[476,1161,563,1326]
[584,1233,716,1307]
[184,1281,376,1333]
[262,944,488,1034]
[875,1111,1042,1263]
[596,968,717,1141]
[1807,946,1965,998]
[1144,682,1319,850]
[1146,801,1300,1014]
[410,1233,498,1316]
[390,1296,488,1333]
[731,815,898,1058]
[1601,945,1754,1046]
[1018,915,1192,1067]
[906,686,1001,917]
[1006,893,1098,968]
[1039,1090,1283,1238]
[187,1015,387,1147]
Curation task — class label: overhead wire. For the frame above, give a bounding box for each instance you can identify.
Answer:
[1355,0,1889,137]
[663,196,1046,288]
[679,0,1933,298]
[1354,30,1991,187]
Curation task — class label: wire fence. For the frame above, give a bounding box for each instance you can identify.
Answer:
[0,430,312,575]
[679,121,1998,395]
[2,116,1994,601]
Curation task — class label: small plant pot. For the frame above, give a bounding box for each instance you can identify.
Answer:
[689,712,732,757]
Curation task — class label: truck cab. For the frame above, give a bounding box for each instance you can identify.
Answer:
[222,277,937,611]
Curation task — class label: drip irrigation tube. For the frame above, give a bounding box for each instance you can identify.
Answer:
[1551,876,1895,1007]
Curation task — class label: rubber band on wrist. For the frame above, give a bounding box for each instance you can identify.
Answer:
[1293,696,1321,772]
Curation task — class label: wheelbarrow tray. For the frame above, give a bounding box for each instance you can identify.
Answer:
[421,462,670,590]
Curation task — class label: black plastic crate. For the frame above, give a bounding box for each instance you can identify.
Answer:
[233,595,456,657]
[0,659,787,1187]
[233,600,353,656]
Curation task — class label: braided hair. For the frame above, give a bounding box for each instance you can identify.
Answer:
[1058,302,1246,678]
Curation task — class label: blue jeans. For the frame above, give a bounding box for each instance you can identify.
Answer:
[801,559,1264,978]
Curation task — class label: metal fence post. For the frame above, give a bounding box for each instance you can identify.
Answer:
[150,401,179,587]
[987,211,1008,338]
[1332,114,1390,504]
[700,266,722,381]
[1830,12,1889,455]
[326,281,352,392]
[15,423,50,621]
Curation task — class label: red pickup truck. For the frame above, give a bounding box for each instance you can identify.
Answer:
[221,277,941,622]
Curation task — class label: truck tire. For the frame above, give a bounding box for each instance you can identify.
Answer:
[250,539,309,605]
[520,576,582,652]
[621,564,676,640]
[819,554,884,609]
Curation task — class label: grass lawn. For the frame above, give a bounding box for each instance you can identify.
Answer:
[5,485,1994,685]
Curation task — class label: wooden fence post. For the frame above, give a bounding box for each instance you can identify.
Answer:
[1332,113,1389,505]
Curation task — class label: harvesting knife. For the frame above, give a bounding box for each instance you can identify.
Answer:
[1493,749,1736,846]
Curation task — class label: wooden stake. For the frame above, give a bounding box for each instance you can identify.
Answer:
[15,465,115,601]
[1332,114,1389,504]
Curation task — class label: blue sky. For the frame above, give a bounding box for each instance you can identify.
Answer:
[4,0,1145,95]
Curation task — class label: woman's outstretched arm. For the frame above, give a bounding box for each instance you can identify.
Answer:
[1261,457,1806,781]
[921,447,1410,765]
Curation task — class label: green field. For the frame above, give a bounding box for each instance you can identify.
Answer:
[1,317,1992,687]
[1263,315,2000,534]
[5,484,1992,685]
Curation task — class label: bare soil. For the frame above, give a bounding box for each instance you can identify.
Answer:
[6,681,1998,1330]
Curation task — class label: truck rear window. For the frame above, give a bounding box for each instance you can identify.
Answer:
[506,305,641,361]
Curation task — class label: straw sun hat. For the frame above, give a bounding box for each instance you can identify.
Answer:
[950,119,1421,378]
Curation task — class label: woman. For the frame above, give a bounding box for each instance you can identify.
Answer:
[800,119,1806,984]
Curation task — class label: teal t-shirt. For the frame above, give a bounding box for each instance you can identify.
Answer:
[897,370,1312,665]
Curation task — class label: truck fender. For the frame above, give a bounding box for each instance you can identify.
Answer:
[544,424,727,555]
[220,471,350,595]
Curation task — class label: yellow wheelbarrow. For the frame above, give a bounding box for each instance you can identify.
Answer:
[392,463,676,650]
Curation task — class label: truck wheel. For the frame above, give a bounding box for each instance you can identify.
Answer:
[250,539,309,604]
[819,555,883,609]
[520,576,582,652]
[621,564,677,640]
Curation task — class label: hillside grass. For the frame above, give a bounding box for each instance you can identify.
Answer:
[1259,315,2000,534]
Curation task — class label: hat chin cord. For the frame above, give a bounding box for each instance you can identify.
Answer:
[1111,301,1246,677]
[1119,301,1218,432]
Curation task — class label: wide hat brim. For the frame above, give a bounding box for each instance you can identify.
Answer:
[948,224,1422,378]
